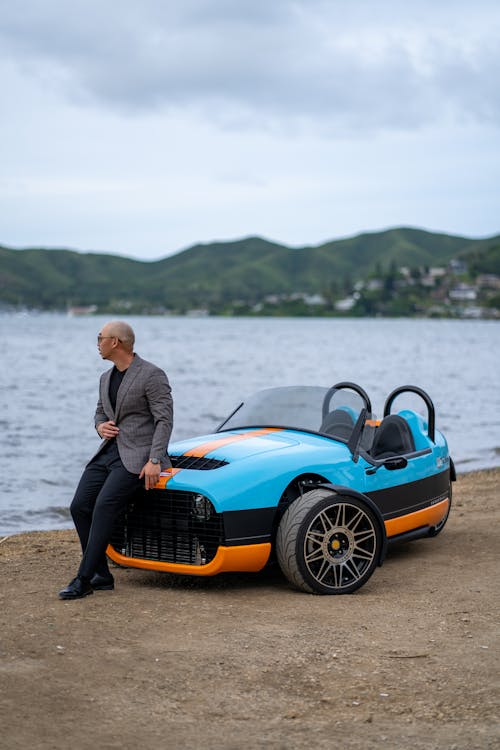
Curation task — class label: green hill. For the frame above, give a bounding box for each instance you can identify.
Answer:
[1,227,498,314]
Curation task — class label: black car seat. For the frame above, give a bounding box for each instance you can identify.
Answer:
[370,414,415,460]
[319,409,355,441]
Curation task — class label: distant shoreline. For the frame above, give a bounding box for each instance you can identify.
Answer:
[2,309,500,320]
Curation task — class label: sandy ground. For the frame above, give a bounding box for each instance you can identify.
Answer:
[1,468,499,750]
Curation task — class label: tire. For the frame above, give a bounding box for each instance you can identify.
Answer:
[428,481,452,537]
[276,489,383,595]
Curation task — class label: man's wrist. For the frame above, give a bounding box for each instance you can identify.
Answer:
[149,457,161,465]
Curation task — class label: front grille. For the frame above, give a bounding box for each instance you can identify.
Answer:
[170,455,229,470]
[110,489,224,565]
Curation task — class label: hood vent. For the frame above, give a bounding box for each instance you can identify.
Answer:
[170,455,229,470]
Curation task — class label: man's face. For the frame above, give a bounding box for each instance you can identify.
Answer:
[97,325,117,360]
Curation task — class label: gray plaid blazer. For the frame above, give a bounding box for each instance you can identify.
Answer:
[93,354,173,474]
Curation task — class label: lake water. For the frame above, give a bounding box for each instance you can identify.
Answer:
[1,313,499,535]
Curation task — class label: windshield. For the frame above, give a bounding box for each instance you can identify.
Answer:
[218,385,370,442]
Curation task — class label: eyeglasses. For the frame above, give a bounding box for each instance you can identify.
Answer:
[97,335,121,342]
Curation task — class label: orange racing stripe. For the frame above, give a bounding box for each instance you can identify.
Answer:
[183,427,283,458]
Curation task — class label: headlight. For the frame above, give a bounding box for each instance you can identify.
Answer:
[192,494,213,521]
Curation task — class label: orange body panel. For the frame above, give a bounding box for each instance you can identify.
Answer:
[106,542,272,575]
[154,467,182,489]
[385,497,450,537]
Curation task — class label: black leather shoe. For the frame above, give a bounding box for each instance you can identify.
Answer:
[90,573,115,591]
[58,576,93,600]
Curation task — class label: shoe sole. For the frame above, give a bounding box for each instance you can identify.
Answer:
[58,589,94,600]
[92,584,114,591]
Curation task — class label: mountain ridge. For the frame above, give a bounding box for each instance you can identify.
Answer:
[1,226,499,314]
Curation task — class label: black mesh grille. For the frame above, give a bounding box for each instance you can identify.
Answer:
[110,490,224,565]
[169,455,229,470]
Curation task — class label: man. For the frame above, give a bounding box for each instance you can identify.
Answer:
[59,320,173,600]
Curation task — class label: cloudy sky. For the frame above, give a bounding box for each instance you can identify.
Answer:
[1,0,499,259]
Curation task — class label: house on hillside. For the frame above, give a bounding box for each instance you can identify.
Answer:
[449,284,477,301]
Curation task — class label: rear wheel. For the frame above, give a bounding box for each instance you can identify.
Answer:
[276,489,383,594]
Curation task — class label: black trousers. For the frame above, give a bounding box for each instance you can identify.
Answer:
[70,441,142,580]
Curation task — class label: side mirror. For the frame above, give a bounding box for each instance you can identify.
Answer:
[365,456,408,475]
[383,457,408,471]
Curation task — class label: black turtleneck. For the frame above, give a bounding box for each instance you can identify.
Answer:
[109,366,127,411]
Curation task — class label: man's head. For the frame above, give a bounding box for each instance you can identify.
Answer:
[97,321,135,362]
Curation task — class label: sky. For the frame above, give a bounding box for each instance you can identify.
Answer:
[1,0,499,260]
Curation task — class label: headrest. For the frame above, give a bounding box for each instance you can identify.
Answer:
[370,414,415,459]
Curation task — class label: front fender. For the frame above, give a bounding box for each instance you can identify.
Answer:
[450,457,456,482]
[311,482,388,565]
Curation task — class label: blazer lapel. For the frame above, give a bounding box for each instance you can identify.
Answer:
[101,368,115,420]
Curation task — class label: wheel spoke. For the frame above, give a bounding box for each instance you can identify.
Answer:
[304,544,325,564]
[315,558,332,583]
[354,529,376,546]
[343,557,362,582]
[318,510,335,533]
[346,509,365,533]
[306,528,325,543]
[332,563,342,588]
[352,545,375,562]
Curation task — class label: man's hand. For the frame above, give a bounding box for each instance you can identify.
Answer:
[97,420,120,439]
[139,460,161,490]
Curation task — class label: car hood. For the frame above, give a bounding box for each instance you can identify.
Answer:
[169,428,302,462]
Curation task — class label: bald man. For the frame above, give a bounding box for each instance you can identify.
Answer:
[59,321,174,599]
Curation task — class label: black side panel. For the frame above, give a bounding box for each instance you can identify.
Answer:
[366,469,450,520]
[223,507,277,546]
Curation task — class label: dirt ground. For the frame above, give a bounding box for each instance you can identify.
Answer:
[1,468,499,750]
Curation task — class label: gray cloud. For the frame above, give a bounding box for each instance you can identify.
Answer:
[0,0,499,131]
